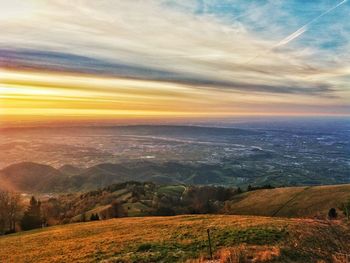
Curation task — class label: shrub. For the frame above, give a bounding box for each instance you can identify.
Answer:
[328,208,337,220]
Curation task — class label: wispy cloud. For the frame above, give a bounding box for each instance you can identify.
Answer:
[247,0,348,63]
[0,0,349,117]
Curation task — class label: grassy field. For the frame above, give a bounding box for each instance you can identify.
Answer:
[0,215,349,262]
[226,184,350,218]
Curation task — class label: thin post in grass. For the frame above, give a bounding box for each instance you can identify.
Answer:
[207,229,213,260]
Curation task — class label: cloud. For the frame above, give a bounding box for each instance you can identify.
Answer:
[247,0,348,64]
[0,0,349,116]
[0,48,337,97]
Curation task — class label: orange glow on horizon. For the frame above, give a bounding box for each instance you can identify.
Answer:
[1,69,349,124]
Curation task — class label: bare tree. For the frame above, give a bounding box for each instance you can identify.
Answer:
[0,191,9,234]
[0,191,23,234]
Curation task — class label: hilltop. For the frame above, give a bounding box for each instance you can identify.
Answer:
[0,162,62,192]
[0,215,349,262]
[225,184,350,218]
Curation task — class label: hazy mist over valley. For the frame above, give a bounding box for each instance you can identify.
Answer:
[1,118,349,193]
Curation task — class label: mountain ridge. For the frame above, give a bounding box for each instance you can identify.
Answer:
[1,160,350,193]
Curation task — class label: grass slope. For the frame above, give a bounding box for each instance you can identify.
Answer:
[227,184,350,218]
[0,215,349,262]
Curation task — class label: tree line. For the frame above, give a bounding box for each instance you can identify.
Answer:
[1,185,350,235]
[0,192,47,234]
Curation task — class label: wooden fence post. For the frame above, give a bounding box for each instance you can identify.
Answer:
[207,229,213,260]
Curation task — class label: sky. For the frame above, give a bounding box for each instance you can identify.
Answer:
[0,0,350,123]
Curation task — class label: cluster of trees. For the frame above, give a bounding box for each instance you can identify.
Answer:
[0,191,47,235]
[90,214,100,221]
[2,183,350,235]
[149,185,242,216]
[247,184,275,191]
[100,201,126,219]
[33,183,242,221]
[21,197,42,230]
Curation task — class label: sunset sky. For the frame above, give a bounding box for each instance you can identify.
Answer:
[1,0,350,123]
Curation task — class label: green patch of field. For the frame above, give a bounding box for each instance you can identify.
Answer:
[157,185,186,196]
[214,227,288,246]
[128,241,206,262]
[123,202,152,216]
[104,225,289,262]
[111,188,130,198]
[116,192,133,202]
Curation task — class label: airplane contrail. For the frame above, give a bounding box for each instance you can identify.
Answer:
[274,0,347,48]
[247,0,348,63]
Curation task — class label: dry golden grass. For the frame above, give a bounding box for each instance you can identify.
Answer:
[227,184,350,218]
[213,245,280,263]
[0,215,349,262]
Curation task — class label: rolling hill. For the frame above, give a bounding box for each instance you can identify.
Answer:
[0,161,232,192]
[0,215,349,262]
[33,182,350,228]
[1,160,350,220]
[3,160,350,194]
[225,184,350,218]
[0,162,63,192]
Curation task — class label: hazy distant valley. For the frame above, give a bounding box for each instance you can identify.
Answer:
[1,119,349,192]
